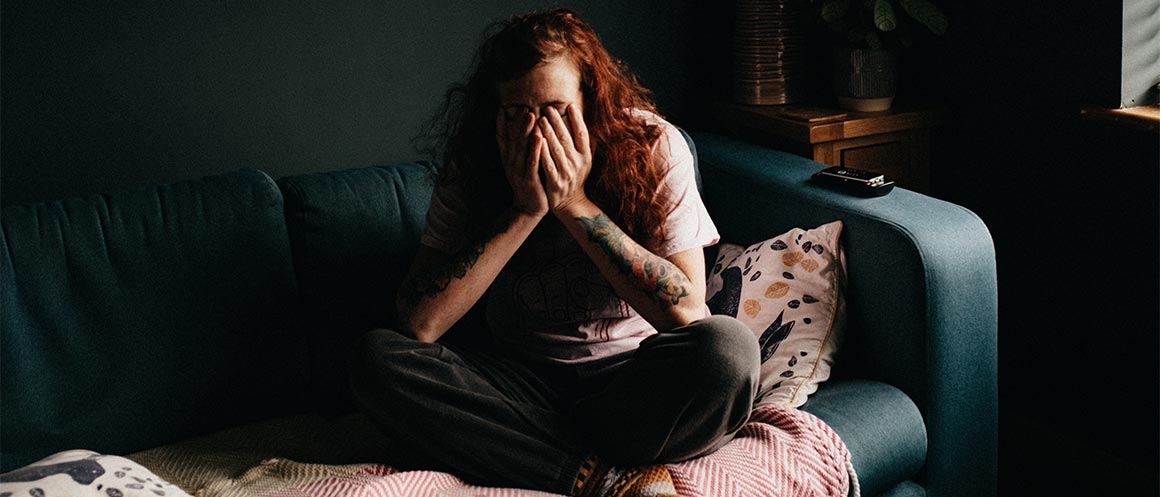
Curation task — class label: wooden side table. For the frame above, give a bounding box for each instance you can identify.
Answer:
[712,102,949,194]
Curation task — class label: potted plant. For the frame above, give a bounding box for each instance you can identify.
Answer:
[811,0,947,111]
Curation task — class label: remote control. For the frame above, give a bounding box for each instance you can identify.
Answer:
[810,166,895,197]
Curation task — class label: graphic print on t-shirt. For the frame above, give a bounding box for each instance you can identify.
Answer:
[489,220,633,340]
[510,253,632,333]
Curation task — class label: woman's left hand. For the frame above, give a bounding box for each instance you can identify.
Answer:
[537,104,593,214]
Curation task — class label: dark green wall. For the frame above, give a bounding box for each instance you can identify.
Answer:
[1,0,698,206]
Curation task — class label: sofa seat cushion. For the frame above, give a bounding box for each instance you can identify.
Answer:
[876,480,927,497]
[800,379,927,497]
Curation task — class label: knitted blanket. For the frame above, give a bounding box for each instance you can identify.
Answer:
[185,405,857,497]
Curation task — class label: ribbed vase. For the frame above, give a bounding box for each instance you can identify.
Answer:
[832,47,897,111]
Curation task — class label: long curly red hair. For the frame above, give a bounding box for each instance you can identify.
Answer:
[420,8,669,246]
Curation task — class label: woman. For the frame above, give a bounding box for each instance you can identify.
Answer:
[351,9,760,497]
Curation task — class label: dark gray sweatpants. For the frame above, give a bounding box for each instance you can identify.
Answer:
[349,315,760,494]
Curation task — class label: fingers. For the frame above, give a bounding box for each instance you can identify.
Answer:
[539,115,568,170]
[544,106,574,152]
[537,125,560,185]
[527,131,544,182]
[566,104,590,154]
[520,111,537,149]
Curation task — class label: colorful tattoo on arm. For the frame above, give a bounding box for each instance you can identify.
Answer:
[576,214,692,307]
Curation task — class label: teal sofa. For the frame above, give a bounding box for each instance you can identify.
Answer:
[1,132,997,497]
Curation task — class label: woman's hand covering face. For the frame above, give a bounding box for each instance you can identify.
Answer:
[496,108,549,217]
[536,103,592,213]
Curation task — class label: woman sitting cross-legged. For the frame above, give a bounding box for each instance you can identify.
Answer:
[350,8,760,497]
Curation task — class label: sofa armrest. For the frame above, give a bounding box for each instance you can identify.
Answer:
[691,132,997,497]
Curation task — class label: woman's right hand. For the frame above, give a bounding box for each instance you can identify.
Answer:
[497,109,548,218]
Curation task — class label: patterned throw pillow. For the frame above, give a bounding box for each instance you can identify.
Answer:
[706,220,847,407]
[0,450,192,497]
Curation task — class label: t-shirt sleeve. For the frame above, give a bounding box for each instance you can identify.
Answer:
[651,122,721,258]
[419,180,471,254]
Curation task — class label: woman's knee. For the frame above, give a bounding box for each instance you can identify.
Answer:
[688,315,761,391]
[350,328,420,397]
[353,327,407,366]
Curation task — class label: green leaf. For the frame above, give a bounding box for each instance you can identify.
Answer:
[874,0,897,31]
[899,0,948,35]
[866,30,883,49]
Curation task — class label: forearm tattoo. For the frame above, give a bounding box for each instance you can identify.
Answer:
[576,214,692,307]
[399,212,513,311]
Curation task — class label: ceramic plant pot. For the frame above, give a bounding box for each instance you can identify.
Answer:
[832,47,897,112]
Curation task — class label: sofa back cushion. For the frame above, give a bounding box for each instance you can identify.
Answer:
[0,169,309,471]
[277,161,437,416]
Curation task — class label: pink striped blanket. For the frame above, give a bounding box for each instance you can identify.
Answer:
[224,405,857,497]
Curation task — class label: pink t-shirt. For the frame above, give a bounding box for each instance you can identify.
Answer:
[420,111,719,365]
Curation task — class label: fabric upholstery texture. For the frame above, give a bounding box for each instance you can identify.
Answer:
[693,132,998,497]
[801,380,926,497]
[277,162,438,416]
[875,480,927,497]
[0,169,309,472]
